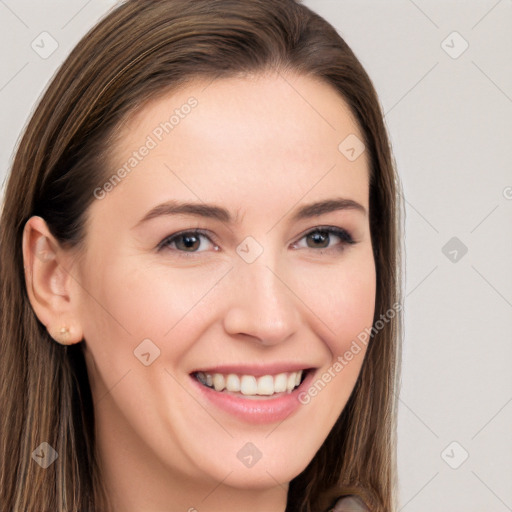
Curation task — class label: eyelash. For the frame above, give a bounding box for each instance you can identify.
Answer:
[157,226,356,257]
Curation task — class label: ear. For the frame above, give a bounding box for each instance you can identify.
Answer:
[22,216,83,345]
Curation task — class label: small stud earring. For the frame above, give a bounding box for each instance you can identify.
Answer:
[52,326,71,344]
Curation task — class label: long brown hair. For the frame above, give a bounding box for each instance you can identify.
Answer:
[0,1,402,510]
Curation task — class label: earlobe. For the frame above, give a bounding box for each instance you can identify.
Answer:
[22,216,84,345]
[50,325,80,345]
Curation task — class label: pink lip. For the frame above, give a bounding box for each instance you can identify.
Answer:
[190,362,312,377]
[190,368,316,425]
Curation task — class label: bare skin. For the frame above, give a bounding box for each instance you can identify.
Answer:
[23,71,376,512]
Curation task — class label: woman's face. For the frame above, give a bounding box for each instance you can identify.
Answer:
[74,72,375,502]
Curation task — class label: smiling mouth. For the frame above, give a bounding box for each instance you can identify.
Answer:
[192,369,310,398]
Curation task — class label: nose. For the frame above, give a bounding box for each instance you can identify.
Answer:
[222,254,301,347]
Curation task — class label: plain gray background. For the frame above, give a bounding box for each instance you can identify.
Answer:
[1,1,511,510]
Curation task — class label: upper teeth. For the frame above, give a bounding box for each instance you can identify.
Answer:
[196,371,304,396]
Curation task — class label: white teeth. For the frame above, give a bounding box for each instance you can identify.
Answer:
[240,375,258,395]
[196,370,305,396]
[257,375,275,396]
[226,374,240,392]
[213,373,225,392]
[286,373,296,392]
[274,373,288,393]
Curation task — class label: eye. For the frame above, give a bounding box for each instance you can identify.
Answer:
[157,226,355,256]
[157,229,218,254]
[292,226,355,252]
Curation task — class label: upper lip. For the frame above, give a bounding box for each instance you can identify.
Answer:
[190,363,315,377]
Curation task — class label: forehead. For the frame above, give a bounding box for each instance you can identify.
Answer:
[117,71,364,155]
[94,72,370,225]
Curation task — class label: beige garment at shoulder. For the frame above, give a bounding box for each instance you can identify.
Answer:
[331,495,370,512]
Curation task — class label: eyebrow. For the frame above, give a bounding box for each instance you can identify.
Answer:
[133,197,366,229]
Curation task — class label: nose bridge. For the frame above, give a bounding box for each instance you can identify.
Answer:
[223,243,300,345]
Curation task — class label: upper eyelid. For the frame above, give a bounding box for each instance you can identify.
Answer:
[292,226,355,248]
[296,225,353,240]
[159,228,216,248]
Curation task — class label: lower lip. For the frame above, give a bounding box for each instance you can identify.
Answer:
[190,370,316,425]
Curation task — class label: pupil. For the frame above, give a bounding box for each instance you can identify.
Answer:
[309,231,329,248]
[179,234,199,251]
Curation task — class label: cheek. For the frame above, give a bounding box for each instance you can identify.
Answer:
[78,255,228,363]
[296,250,377,356]
[296,254,375,414]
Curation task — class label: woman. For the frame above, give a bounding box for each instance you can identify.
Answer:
[0,1,402,511]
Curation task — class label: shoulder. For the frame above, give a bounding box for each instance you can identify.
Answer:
[329,495,370,512]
